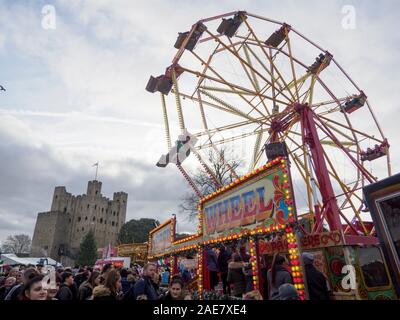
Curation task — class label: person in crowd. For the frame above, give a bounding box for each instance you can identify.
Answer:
[78,270,100,300]
[162,277,185,300]
[55,272,74,300]
[161,267,170,287]
[15,271,23,285]
[205,247,219,290]
[36,263,44,275]
[130,263,159,300]
[217,244,231,295]
[302,252,330,300]
[92,269,122,300]
[239,246,251,263]
[243,290,263,300]
[74,268,89,289]
[9,267,20,279]
[0,277,16,300]
[272,283,300,300]
[4,268,39,300]
[119,269,131,295]
[19,275,48,300]
[267,253,293,299]
[227,253,246,298]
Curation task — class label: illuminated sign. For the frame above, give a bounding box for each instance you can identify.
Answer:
[149,219,175,257]
[202,164,294,239]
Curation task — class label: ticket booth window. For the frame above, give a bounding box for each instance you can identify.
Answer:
[378,196,400,260]
[357,247,390,288]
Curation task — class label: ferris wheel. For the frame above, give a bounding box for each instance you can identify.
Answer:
[146,11,391,236]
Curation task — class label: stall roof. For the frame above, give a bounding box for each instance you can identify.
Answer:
[0,254,59,266]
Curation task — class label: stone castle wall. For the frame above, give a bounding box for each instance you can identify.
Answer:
[31,180,127,265]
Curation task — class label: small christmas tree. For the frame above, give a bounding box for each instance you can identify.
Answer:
[76,230,97,266]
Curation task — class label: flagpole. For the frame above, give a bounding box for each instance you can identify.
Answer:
[95,163,98,181]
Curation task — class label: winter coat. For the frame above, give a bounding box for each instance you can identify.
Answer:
[78,282,93,301]
[133,277,159,300]
[92,285,117,301]
[227,261,246,297]
[0,285,15,300]
[206,249,219,272]
[304,264,330,300]
[120,277,131,295]
[4,284,22,301]
[55,283,73,301]
[217,248,231,274]
[267,265,293,299]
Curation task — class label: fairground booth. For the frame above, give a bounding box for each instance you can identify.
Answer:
[147,157,398,300]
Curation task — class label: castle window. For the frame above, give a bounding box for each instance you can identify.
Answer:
[69,218,71,223]
[102,208,104,212]
[78,217,81,222]
[82,227,84,231]
[55,195,58,199]
[112,221,115,226]
[95,190,98,195]
[64,207,67,213]
[77,228,79,232]
[92,216,95,221]
[95,205,97,210]
[87,204,90,209]
[113,212,116,216]
[85,216,88,221]
[100,218,103,223]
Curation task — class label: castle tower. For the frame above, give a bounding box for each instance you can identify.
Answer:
[31,180,127,265]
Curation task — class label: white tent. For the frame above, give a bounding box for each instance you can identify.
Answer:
[0,254,60,267]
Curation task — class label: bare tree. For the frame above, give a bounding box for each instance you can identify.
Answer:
[1,234,32,255]
[179,147,243,220]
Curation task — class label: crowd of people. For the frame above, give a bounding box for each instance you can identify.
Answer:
[0,248,330,301]
[205,244,330,300]
[0,262,195,301]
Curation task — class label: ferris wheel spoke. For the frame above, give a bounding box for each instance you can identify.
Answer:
[190,51,286,117]
[226,38,271,117]
[202,30,294,106]
[313,115,377,183]
[286,144,320,219]
[250,131,263,170]
[191,43,219,98]
[285,33,301,102]
[243,20,297,103]
[195,127,268,150]
[321,147,368,235]
[319,115,383,144]
[160,93,172,149]
[315,76,361,150]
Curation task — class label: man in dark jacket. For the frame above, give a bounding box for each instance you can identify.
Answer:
[217,245,231,294]
[131,263,159,300]
[206,247,219,290]
[120,269,131,295]
[302,252,330,300]
[55,272,74,300]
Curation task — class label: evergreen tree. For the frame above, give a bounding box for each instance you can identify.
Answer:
[117,218,160,244]
[76,230,97,266]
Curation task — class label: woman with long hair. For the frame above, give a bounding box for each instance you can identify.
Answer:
[93,269,122,300]
[266,253,293,299]
[78,270,100,300]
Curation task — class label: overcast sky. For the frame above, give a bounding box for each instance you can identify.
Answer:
[0,0,399,243]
